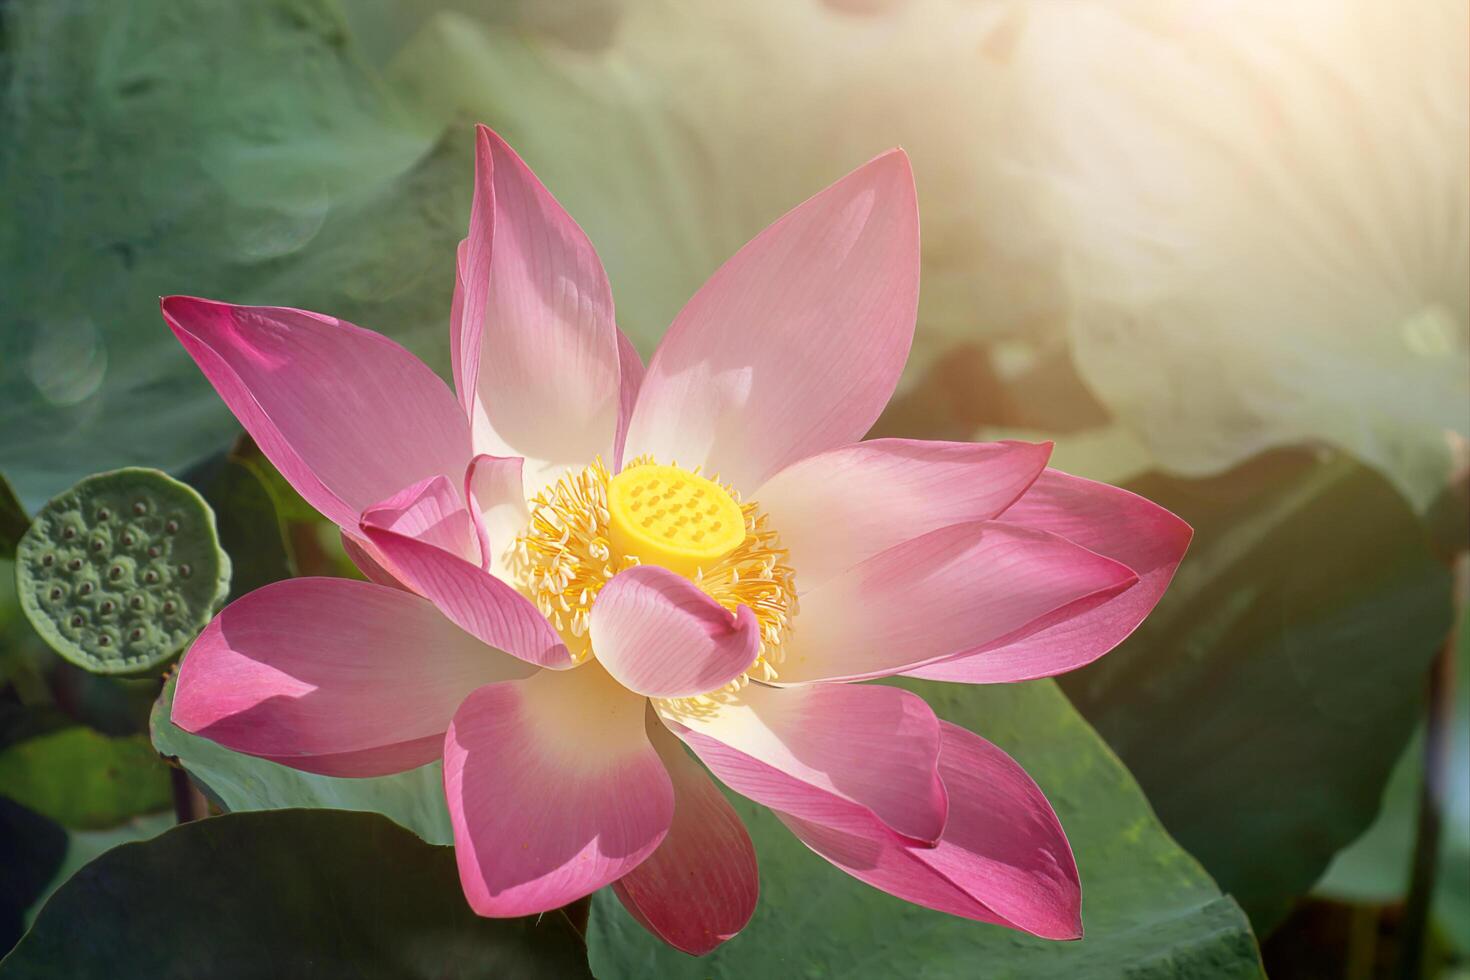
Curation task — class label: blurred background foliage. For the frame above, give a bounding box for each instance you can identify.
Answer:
[1,0,1466,977]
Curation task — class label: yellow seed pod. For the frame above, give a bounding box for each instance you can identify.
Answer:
[606,464,745,577]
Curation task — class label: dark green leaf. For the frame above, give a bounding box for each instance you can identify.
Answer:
[1060,450,1454,931]
[0,727,171,829]
[3,811,174,959]
[0,474,26,561]
[185,449,297,597]
[1316,604,1470,954]
[0,0,466,511]
[589,677,1266,979]
[0,799,66,953]
[1,809,592,979]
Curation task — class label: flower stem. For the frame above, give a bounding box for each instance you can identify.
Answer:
[169,765,208,824]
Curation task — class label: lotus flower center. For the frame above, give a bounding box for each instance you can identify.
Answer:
[606,465,745,577]
[507,457,797,683]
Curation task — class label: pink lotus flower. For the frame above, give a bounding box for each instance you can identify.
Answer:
[164,125,1189,954]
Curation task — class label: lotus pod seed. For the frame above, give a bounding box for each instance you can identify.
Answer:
[15,468,231,676]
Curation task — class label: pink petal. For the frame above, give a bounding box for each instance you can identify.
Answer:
[624,150,920,493]
[449,237,472,413]
[445,665,673,917]
[778,521,1139,684]
[463,454,530,579]
[658,682,947,845]
[778,721,1081,941]
[613,328,646,470]
[589,566,760,698]
[456,126,622,494]
[907,471,1192,683]
[171,578,532,777]
[362,475,481,565]
[753,438,1052,586]
[359,523,572,669]
[162,296,470,531]
[613,719,758,956]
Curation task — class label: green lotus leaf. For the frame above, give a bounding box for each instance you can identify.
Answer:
[1061,450,1455,930]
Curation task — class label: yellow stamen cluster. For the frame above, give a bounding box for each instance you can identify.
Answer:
[507,458,797,690]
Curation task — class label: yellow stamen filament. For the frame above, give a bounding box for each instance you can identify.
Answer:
[508,458,797,695]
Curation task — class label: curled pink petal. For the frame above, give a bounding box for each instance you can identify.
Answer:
[162,296,470,531]
[445,665,673,917]
[171,578,532,777]
[659,682,947,846]
[624,150,920,493]
[753,438,1053,586]
[360,523,572,669]
[778,721,1082,941]
[463,454,529,579]
[779,521,1138,684]
[613,717,758,956]
[590,566,760,698]
[362,475,480,565]
[457,126,622,494]
[907,471,1192,683]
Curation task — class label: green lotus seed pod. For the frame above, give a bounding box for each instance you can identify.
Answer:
[15,468,231,675]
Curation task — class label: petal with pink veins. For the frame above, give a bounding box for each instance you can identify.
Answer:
[778,721,1082,941]
[171,578,532,777]
[362,475,481,565]
[624,150,920,493]
[777,521,1138,685]
[360,523,572,669]
[456,126,622,495]
[162,296,470,531]
[445,664,674,917]
[906,471,1192,683]
[753,438,1052,586]
[658,682,947,845]
[613,715,758,956]
[590,565,760,698]
[463,454,530,579]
